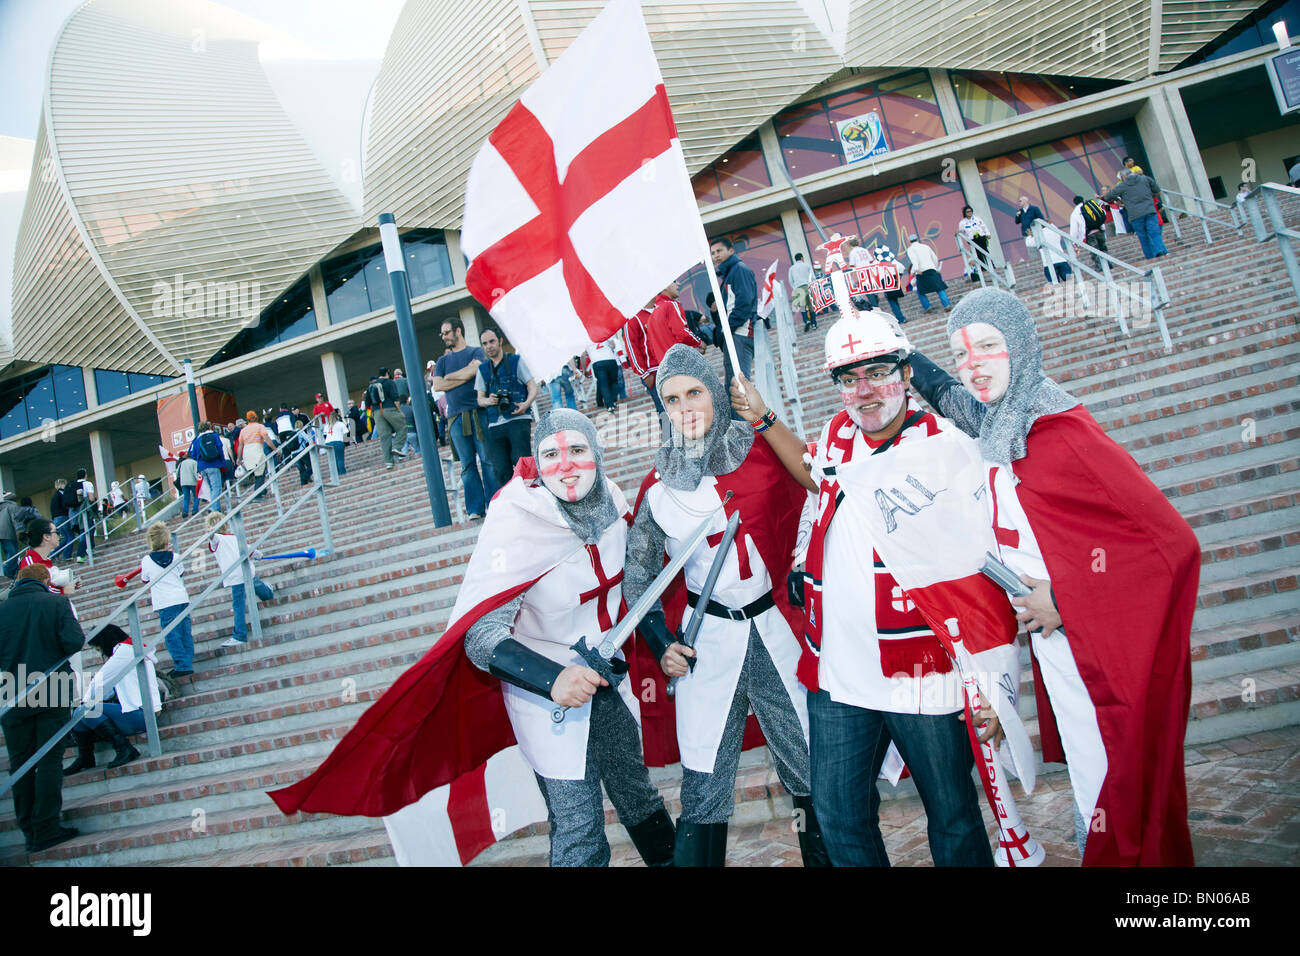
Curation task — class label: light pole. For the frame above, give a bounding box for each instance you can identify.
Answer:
[378,213,453,527]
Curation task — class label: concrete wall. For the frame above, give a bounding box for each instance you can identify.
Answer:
[1200,129,1300,197]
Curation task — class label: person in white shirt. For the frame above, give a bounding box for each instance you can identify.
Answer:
[903,234,951,312]
[63,623,161,774]
[1069,194,1108,269]
[586,338,621,411]
[845,237,880,310]
[325,410,349,476]
[139,522,193,678]
[956,206,992,280]
[206,514,275,647]
[788,253,815,331]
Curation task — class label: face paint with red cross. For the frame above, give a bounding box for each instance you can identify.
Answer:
[949,321,1011,404]
[834,361,907,433]
[537,429,597,502]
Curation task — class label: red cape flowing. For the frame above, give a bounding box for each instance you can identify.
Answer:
[629,437,808,767]
[1013,406,1198,866]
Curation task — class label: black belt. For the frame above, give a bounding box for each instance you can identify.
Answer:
[686,590,775,622]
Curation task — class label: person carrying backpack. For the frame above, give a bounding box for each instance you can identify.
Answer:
[187,421,229,513]
[1070,194,1109,269]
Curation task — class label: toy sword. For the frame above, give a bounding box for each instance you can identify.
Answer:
[667,510,740,697]
[551,491,733,724]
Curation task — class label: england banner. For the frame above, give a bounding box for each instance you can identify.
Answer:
[461,0,702,379]
[756,260,779,319]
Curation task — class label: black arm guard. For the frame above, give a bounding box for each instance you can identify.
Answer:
[638,609,677,661]
[488,639,565,700]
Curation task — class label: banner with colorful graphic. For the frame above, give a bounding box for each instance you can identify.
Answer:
[836,111,889,163]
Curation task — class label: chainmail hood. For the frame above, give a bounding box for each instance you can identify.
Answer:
[654,344,753,490]
[531,409,619,544]
[946,288,1079,465]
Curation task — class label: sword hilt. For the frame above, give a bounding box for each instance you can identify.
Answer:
[551,637,628,724]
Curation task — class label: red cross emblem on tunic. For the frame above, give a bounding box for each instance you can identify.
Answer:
[464,85,678,341]
[578,544,623,632]
[707,528,753,580]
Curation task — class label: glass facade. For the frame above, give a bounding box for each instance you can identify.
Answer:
[801,175,970,280]
[691,135,772,205]
[678,219,791,318]
[0,365,88,440]
[977,122,1146,266]
[774,71,945,178]
[951,72,1120,129]
[93,369,173,405]
[1186,0,1300,65]
[204,276,317,367]
[322,228,453,324]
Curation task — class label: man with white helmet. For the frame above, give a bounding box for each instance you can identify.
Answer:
[731,271,1027,866]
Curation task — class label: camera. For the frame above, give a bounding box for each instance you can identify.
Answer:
[494,389,515,413]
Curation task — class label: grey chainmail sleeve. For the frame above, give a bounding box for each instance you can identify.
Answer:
[623,496,669,614]
[908,350,985,438]
[463,595,524,671]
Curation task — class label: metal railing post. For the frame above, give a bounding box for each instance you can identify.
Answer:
[230,505,263,645]
[312,439,334,558]
[1262,188,1300,303]
[127,602,161,758]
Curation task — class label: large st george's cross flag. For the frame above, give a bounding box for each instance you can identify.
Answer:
[460,0,703,378]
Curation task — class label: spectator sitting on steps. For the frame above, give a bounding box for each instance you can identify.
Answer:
[63,623,160,774]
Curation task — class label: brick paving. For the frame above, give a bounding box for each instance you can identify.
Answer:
[574,726,1300,867]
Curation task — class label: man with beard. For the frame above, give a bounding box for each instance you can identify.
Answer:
[270,410,674,868]
[624,345,827,867]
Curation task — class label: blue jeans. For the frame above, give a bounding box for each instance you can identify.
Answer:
[230,578,274,642]
[916,288,951,310]
[807,690,992,867]
[158,603,194,672]
[643,377,665,414]
[548,378,577,410]
[200,467,224,512]
[1131,212,1167,259]
[884,295,907,323]
[180,485,197,516]
[328,441,346,475]
[448,411,500,516]
[52,515,85,559]
[1,539,19,578]
[77,702,147,736]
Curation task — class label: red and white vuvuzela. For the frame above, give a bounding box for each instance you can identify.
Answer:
[460,0,704,379]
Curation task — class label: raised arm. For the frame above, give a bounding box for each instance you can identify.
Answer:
[728,374,816,492]
[907,350,985,438]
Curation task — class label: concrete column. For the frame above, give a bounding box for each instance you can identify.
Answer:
[320,351,350,411]
[929,67,962,136]
[0,464,14,497]
[1135,86,1214,201]
[88,430,117,504]
[445,229,469,285]
[459,306,482,346]
[956,158,1006,267]
[756,120,787,186]
[779,207,813,264]
[309,264,331,331]
[82,366,99,410]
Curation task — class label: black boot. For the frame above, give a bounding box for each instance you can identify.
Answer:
[63,729,97,776]
[95,721,140,770]
[626,808,675,867]
[792,795,831,867]
[672,820,728,867]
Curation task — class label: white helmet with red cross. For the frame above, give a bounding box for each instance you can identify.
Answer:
[822,265,911,370]
[823,310,912,371]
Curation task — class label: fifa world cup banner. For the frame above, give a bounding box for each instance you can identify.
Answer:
[157,387,237,458]
[836,111,890,163]
[810,264,902,311]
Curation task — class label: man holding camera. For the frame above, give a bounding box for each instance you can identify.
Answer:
[475,327,538,488]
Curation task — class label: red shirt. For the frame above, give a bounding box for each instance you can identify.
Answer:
[18,550,62,594]
[623,309,652,377]
[312,401,335,420]
[645,294,702,370]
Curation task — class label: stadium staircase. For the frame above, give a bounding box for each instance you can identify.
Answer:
[1,198,1296,866]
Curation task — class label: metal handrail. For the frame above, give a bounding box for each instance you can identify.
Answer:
[1157,187,1244,245]
[1029,220,1174,352]
[0,413,335,800]
[1240,183,1300,309]
[955,231,1017,291]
